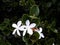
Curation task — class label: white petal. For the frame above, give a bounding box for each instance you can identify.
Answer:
[39,27,42,32]
[17,21,22,27]
[39,35,41,39]
[17,30,21,36]
[40,33,44,38]
[12,23,17,28]
[23,30,26,36]
[12,29,17,35]
[26,20,30,26]
[19,25,27,31]
[27,29,33,35]
[30,23,36,28]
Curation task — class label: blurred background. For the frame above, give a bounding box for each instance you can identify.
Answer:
[0,0,60,45]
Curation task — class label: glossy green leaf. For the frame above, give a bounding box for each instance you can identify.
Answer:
[30,5,39,16]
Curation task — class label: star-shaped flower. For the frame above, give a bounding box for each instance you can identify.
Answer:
[12,21,22,36]
[20,20,36,36]
[35,27,44,39]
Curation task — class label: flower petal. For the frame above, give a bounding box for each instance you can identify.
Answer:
[39,27,42,32]
[26,20,30,26]
[39,35,41,39]
[17,30,21,36]
[12,29,17,35]
[17,21,22,27]
[19,25,27,31]
[30,23,36,28]
[12,23,17,28]
[23,30,26,36]
[27,29,33,35]
[40,33,44,38]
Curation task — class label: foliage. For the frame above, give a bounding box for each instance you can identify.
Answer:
[0,0,60,45]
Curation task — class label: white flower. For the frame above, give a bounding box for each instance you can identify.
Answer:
[20,20,36,36]
[12,21,22,36]
[35,27,44,39]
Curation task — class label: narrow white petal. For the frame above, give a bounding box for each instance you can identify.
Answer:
[12,23,17,28]
[39,35,41,39]
[30,23,36,28]
[12,29,17,35]
[23,30,26,36]
[27,29,33,35]
[26,20,30,26]
[39,27,42,32]
[40,33,44,38]
[17,30,21,36]
[17,21,22,27]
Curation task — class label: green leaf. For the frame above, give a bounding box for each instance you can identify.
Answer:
[45,38,55,45]
[25,40,33,45]
[0,18,10,30]
[27,0,35,6]
[21,14,31,24]
[23,33,30,42]
[30,32,39,43]
[0,35,11,45]
[34,40,41,45]
[29,16,38,19]
[22,33,33,45]
[30,5,39,16]
[0,18,11,35]
[31,18,40,27]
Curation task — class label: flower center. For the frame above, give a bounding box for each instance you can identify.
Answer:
[31,28,38,31]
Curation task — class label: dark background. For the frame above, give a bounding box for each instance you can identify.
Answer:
[0,0,60,45]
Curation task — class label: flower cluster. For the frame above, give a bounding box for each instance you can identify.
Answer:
[12,20,44,39]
